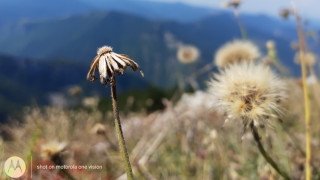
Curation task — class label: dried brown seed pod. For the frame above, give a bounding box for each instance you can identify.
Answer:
[279,9,292,19]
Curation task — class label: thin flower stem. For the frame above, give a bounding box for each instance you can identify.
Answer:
[250,121,291,180]
[110,76,134,180]
[234,9,247,39]
[60,168,76,180]
[291,3,312,179]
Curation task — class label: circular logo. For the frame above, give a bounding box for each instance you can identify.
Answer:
[4,156,26,178]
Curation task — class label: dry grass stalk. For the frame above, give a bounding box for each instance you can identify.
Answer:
[289,2,312,179]
[222,0,246,39]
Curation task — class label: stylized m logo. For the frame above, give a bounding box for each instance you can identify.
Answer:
[7,159,23,172]
[4,156,26,178]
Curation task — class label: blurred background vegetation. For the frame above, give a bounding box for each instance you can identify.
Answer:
[0,0,319,179]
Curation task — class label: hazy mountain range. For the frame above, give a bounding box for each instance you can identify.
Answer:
[0,0,312,119]
[0,0,218,24]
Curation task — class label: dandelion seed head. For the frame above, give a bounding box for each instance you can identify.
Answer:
[208,62,286,129]
[294,52,316,66]
[177,45,200,64]
[91,123,106,135]
[41,141,67,160]
[214,40,260,68]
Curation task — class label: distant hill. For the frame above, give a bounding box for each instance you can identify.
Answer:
[0,55,148,120]
[0,11,301,86]
[0,0,217,24]
[0,0,94,23]
[78,0,218,23]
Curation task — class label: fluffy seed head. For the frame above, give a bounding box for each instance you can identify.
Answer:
[41,141,68,164]
[90,123,106,135]
[294,52,317,67]
[177,45,200,64]
[214,40,260,68]
[87,45,144,85]
[208,62,286,128]
[68,85,82,97]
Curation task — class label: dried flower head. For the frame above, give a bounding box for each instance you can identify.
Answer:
[68,85,82,97]
[177,45,200,64]
[279,9,292,19]
[222,0,241,8]
[290,41,299,51]
[208,62,285,129]
[214,40,260,68]
[82,97,99,107]
[41,141,68,165]
[87,46,144,85]
[294,52,317,66]
[90,123,106,135]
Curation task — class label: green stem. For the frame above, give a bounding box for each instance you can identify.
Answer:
[250,121,291,180]
[60,168,76,180]
[234,9,247,40]
[110,76,134,180]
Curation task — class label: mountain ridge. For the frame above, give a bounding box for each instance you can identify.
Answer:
[0,10,301,86]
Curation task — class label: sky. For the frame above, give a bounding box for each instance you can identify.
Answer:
[146,0,320,20]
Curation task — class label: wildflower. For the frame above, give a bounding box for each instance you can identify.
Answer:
[214,40,260,68]
[279,9,292,19]
[41,141,68,165]
[290,41,299,51]
[177,45,200,64]
[266,40,275,50]
[266,40,277,60]
[222,0,241,8]
[307,75,317,85]
[294,52,316,67]
[208,62,285,130]
[87,46,143,85]
[145,98,154,107]
[68,85,82,97]
[91,123,106,135]
[82,97,99,108]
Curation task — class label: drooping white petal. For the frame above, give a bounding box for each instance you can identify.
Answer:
[98,55,107,79]
[111,53,126,67]
[114,54,134,66]
[105,54,114,74]
[107,54,119,71]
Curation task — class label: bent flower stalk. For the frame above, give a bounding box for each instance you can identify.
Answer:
[87,46,144,180]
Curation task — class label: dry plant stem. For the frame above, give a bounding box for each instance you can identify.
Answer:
[292,4,312,179]
[250,121,291,180]
[234,9,247,39]
[60,168,76,180]
[110,76,134,180]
